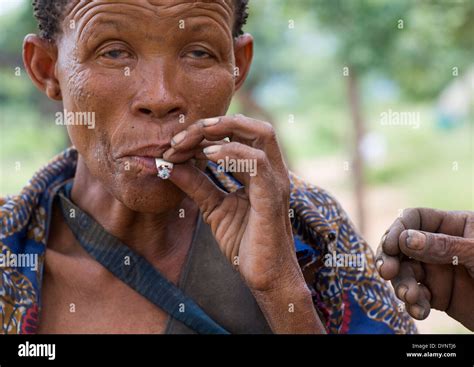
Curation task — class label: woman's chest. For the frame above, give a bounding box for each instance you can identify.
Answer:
[36,250,183,334]
[37,282,170,334]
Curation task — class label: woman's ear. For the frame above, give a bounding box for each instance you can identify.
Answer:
[233,33,253,92]
[22,34,62,101]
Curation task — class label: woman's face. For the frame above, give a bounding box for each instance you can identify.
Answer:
[55,0,238,212]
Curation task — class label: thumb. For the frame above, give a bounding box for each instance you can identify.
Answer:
[399,229,474,269]
[168,162,226,216]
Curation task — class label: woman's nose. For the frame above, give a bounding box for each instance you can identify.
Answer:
[130,60,186,122]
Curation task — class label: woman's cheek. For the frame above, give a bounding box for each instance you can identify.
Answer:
[60,66,120,176]
[184,67,235,118]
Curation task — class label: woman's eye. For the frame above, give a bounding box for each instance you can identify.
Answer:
[188,50,212,59]
[101,49,130,59]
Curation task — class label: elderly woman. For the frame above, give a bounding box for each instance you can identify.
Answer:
[0,0,415,334]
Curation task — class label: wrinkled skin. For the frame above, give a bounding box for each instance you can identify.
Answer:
[23,0,324,333]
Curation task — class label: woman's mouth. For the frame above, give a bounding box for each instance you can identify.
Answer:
[124,156,197,176]
[127,156,159,175]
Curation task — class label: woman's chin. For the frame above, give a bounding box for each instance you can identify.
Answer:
[113,176,186,213]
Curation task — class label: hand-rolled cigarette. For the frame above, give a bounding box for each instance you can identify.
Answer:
[155,158,174,180]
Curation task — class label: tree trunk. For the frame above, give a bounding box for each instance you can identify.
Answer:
[347,70,366,235]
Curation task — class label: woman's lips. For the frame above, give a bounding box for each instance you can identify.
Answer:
[128,156,158,175]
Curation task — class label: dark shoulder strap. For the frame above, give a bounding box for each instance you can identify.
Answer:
[57,188,229,335]
[166,212,273,334]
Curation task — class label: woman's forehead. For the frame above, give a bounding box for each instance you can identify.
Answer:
[64,0,234,22]
[60,0,235,42]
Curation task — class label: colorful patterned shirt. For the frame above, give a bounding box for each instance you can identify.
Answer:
[0,147,416,334]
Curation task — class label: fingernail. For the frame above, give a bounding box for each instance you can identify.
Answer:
[163,148,175,160]
[375,259,384,273]
[203,145,221,155]
[171,130,187,146]
[202,117,220,126]
[406,230,426,250]
[411,304,428,320]
[396,285,408,300]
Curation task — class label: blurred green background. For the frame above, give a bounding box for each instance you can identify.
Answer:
[0,0,472,333]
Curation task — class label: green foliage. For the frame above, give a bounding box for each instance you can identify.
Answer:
[0,68,35,103]
[389,1,474,99]
[0,103,66,195]
[0,1,37,54]
[312,0,412,74]
[311,0,474,100]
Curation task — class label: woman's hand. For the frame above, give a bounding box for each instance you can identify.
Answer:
[163,114,325,333]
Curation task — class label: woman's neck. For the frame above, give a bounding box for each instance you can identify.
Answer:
[69,157,200,264]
